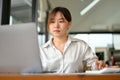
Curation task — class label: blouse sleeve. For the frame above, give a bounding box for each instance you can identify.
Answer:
[82,42,98,70]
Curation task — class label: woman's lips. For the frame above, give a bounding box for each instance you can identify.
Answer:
[53,30,60,32]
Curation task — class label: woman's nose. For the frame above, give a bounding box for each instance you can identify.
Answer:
[54,22,59,28]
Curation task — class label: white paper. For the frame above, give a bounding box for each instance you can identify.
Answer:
[85,68,120,74]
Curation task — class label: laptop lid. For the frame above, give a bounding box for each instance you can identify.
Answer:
[0,23,42,73]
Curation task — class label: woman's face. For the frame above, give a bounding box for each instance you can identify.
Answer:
[49,12,71,37]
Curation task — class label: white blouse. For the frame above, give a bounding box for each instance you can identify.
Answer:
[39,36,98,73]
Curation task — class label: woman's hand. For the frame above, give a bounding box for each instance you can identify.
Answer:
[95,60,106,70]
[95,60,120,70]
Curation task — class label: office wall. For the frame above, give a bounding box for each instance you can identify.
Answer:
[0,0,2,25]
[113,34,120,50]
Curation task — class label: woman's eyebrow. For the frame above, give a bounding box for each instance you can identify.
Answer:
[50,17,65,21]
[58,18,64,20]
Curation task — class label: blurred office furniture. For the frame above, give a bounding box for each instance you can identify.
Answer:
[0,74,120,80]
[95,47,109,61]
[109,49,120,66]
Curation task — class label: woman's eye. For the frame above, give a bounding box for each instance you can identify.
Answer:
[59,21,64,23]
[51,21,55,23]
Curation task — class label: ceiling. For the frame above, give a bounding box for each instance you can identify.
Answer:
[11,0,32,23]
[11,0,120,32]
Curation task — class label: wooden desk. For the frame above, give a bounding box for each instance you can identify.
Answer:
[0,74,120,80]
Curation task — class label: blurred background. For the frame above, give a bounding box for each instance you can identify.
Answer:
[0,0,120,66]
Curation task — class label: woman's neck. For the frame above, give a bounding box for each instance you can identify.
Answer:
[52,35,68,53]
[52,36,68,45]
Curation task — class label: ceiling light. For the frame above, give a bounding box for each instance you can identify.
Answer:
[80,0,100,16]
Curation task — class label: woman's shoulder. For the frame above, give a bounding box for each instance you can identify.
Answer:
[69,36,91,49]
[39,39,52,49]
[70,36,87,44]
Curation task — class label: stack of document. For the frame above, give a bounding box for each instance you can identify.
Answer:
[85,68,120,74]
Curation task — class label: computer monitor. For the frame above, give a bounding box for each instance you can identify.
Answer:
[0,23,42,73]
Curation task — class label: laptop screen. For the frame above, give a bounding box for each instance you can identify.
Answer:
[0,23,42,73]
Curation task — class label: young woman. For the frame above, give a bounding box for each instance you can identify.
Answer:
[39,7,106,73]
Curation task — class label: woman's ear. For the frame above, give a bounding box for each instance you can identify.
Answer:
[68,21,72,29]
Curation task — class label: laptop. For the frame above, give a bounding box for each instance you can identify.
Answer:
[0,23,42,73]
